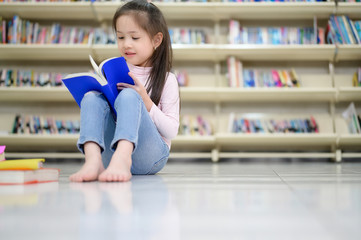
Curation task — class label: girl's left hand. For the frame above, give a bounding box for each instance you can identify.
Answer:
[117,72,153,112]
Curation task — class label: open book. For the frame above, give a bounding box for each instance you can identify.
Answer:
[62,55,134,113]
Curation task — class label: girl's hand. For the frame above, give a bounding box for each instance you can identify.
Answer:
[117,72,153,112]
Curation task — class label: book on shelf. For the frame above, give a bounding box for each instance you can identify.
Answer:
[12,114,80,135]
[326,15,361,44]
[0,68,65,87]
[228,114,319,134]
[0,145,5,161]
[62,55,134,114]
[0,15,115,45]
[175,70,189,87]
[169,28,207,44]
[226,57,300,88]
[228,19,321,45]
[352,68,361,87]
[0,158,59,185]
[180,115,213,136]
[342,102,361,134]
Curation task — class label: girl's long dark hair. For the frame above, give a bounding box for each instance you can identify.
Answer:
[113,0,173,106]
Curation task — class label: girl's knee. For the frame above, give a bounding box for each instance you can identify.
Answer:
[115,88,140,104]
[81,91,107,108]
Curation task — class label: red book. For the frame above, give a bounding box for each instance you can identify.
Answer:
[0,168,59,185]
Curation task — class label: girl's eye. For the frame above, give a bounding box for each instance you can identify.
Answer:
[118,37,124,40]
[132,37,140,40]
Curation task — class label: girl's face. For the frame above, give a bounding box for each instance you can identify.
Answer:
[116,15,158,67]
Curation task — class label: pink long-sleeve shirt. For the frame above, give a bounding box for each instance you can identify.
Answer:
[128,63,180,149]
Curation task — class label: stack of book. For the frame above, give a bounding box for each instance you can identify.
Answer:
[0,155,59,185]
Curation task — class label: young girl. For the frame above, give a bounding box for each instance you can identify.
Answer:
[70,0,179,182]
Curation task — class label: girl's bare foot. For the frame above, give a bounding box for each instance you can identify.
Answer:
[69,142,105,182]
[98,140,133,182]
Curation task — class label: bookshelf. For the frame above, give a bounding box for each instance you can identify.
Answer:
[1,1,361,162]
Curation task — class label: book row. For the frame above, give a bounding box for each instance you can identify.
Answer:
[0,16,115,44]
[0,68,66,87]
[179,115,213,136]
[227,57,300,88]
[169,28,208,44]
[229,16,361,45]
[12,114,80,135]
[228,114,319,134]
[229,20,321,45]
[326,15,361,44]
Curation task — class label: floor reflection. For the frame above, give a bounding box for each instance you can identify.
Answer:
[69,175,180,240]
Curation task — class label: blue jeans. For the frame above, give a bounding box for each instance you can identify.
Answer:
[77,89,170,175]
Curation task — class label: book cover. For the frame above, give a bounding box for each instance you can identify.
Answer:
[0,168,59,185]
[0,145,5,161]
[62,55,134,113]
[0,159,45,170]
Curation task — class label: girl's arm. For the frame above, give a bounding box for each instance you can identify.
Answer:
[149,74,180,139]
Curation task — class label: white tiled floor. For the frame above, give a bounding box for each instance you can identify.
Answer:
[1,159,361,240]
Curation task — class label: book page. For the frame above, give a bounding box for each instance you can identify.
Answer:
[89,55,102,77]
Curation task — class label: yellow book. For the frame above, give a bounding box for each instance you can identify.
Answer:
[352,72,358,87]
[0,159,45,170]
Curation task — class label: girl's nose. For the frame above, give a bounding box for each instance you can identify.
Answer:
[124,38,132,48]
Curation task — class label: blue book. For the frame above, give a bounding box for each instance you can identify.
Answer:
[62,55,134,113]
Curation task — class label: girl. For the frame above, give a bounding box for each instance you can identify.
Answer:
[70,0,179,182]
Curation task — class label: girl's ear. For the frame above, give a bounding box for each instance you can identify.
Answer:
[153,32,163,50]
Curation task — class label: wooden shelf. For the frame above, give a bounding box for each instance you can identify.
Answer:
[1,44,355,62]
[216,133,337,147]
[338,134,361,146]
[0,2,336,21]
[0,87,336,103]
[181,87,336,102]
[0,134,216,151]
[172,135,216,145]
[92,44,338,62]
[0,88,73,102]
[336,2,361,19]
[217,44,336,61]
[0,2,93,20]
[337,87,361,102]
[0,134,78,152]
[0,44,91,61]
[336,45,361,61]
